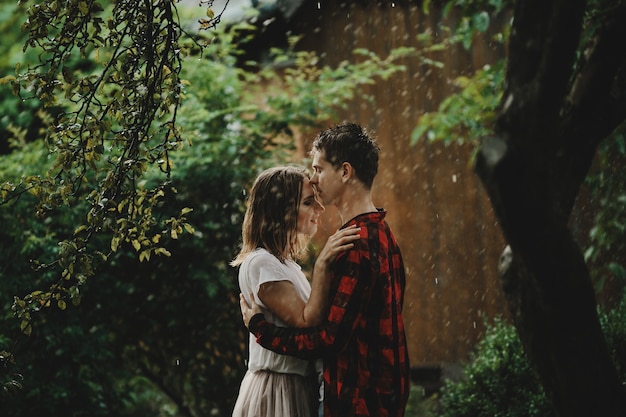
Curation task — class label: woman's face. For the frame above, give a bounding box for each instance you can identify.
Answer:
[296,179,324,236]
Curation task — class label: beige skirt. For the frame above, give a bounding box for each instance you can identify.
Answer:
[232,369,318,417]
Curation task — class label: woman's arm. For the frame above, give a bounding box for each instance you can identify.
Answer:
[257,225,360,328]
[241,237,377,360]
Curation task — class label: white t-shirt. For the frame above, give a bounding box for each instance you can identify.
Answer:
[238,248,313,376]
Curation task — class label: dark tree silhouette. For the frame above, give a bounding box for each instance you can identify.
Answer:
[475,0,626,416]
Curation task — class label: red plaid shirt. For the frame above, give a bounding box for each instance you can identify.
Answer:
[248,210,410,417]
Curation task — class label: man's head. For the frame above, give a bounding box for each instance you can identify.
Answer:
[310,122,380,189]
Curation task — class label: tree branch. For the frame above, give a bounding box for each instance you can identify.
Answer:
[499,0,585,145]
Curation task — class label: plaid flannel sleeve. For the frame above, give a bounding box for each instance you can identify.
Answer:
[248,246,374,360]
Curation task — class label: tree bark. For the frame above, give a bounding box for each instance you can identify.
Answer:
[474,0,626,416]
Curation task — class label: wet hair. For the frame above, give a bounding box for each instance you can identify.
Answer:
[231,165,310,266]
[311,122,380,189]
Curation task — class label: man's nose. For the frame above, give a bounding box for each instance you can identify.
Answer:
[309,179,319,195]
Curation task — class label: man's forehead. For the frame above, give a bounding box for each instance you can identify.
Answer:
[311,150,328,165]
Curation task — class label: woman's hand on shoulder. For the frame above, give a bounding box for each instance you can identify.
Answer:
[315,224,361,271]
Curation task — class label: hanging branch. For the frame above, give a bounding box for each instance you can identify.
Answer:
[3,0,224,336]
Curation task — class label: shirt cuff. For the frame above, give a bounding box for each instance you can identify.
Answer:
[248,313,265,333]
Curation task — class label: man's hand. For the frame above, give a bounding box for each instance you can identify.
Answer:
[240,293,262,328]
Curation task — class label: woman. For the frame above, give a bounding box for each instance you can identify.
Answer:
[231,165,360,417]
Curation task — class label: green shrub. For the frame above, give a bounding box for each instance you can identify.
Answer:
[440,294,626,417]
[599,290,626,382]
[439,317,553,417]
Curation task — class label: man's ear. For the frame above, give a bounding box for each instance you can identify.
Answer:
[341,162,353,183]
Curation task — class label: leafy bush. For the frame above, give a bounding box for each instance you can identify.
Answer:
[439,317,553,417]
[599,290,626,382]
[440,293,626,417]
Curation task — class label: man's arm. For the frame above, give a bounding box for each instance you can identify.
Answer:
[241,250,374,360]
[255,225,361,327]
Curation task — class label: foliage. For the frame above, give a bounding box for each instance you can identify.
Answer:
[584,131,626,290]
[411,60,504,148]
[439,317,553,417]
[1,0,414,341]
[0,1,44,152]
[439,0,513,16]
[2,0,411,325]
[440,0,512,50]
[439,298,626,417]
[0,2,415,416]
[599,289,626,382]
[415,0,626,294]
[412,0,509,149]
[2,0,202,341]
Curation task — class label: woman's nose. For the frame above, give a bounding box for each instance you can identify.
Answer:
[315,201,325,213]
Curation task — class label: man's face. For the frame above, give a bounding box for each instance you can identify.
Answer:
[310,150,343,207]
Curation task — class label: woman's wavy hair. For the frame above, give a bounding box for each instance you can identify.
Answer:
[231,165,310,266]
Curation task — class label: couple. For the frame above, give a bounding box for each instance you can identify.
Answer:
[231,122,410,417]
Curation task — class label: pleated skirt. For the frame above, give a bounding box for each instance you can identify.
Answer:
[232,369,318,417]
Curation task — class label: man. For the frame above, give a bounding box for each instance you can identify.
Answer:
[240,122,410,417]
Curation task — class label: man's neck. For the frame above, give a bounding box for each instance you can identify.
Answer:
[335,192,377,224]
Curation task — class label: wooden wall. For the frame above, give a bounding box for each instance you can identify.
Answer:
[287,1,510,368]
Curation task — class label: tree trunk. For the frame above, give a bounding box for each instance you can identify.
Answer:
[474,0,626,416]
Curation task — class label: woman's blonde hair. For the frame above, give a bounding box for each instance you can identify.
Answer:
[231,165,310,266]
